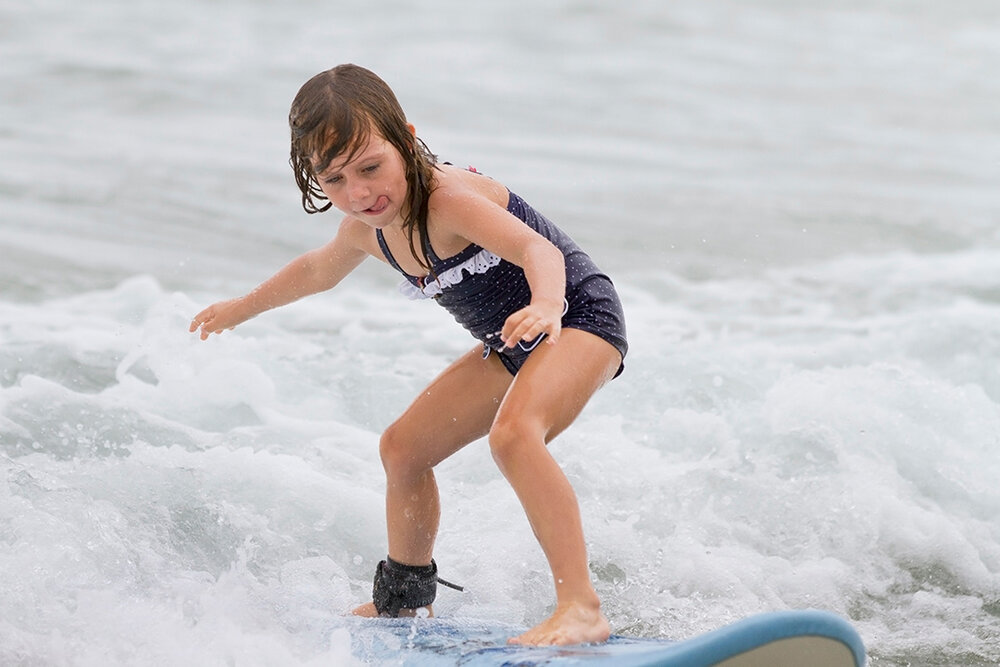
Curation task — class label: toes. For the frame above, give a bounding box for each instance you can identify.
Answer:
[508,627,562,646]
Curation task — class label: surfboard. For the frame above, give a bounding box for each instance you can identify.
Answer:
[346,608,866,666]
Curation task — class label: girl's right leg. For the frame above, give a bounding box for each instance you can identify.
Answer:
[352,345,513,616]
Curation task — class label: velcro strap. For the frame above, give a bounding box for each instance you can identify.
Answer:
[372,557,438,617]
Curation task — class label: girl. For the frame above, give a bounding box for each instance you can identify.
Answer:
[189,64,627,646]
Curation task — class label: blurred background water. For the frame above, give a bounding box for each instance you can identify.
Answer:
[2,0,999,664]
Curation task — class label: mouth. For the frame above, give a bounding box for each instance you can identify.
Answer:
[361,196,389,216]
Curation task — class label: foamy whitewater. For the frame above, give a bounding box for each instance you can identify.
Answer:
[2,0,999,664]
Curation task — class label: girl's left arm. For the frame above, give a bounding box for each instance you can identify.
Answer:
[432,187,566,349]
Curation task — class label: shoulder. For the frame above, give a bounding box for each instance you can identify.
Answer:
[425,166,548,261]
[428,165,510,224]
[335,215,381,256]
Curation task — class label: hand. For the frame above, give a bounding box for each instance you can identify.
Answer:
[501,300,563,349]
[189,297,250,340]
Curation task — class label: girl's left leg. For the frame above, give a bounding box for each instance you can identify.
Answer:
[488,328,622,646]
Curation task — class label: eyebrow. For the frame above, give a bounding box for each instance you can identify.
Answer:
[318,143,384,181]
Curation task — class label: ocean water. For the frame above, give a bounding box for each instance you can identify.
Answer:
[2,0,999,664]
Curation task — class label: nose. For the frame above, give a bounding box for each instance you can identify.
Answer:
[348,179,370,205]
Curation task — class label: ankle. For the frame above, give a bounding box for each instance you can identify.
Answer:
[555,587,602,614]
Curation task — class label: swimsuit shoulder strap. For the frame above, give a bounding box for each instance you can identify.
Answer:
[420,227,442,265]
[375,229,408,274]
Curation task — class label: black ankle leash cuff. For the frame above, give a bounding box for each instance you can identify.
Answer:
[371,557,464,617]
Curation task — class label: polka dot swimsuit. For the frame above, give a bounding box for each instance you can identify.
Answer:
[375,189,627,377]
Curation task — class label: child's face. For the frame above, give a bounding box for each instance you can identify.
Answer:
[313,131,409,229]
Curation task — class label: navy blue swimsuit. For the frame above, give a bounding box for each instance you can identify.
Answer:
[375,189,627,377]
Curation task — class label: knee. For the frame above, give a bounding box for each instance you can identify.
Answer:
[379,421,425,479]
[488,413,542,471]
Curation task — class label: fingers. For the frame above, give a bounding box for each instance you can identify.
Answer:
[501,306,562,349]
[190,297,248,340]
[189,306,220,340]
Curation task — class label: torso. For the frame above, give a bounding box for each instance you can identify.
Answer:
[355,173,627,375]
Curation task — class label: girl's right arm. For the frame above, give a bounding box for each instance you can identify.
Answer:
[189,218,369,340]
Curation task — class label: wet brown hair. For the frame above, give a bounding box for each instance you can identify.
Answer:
[289,64,438,270]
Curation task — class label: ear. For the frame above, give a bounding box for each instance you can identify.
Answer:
[405,123,418,154]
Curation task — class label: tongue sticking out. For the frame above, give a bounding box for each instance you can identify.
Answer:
[366,196,389,214]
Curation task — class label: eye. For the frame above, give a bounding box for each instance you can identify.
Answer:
[323,175,342,185]
[362,163,379,174]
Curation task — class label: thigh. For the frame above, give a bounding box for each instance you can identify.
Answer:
[496,329,622,443]
[386,344,515,468]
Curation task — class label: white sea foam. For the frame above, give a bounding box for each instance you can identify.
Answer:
[2,0,999,664]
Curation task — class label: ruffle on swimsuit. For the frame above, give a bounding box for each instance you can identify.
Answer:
[397,247,502,300]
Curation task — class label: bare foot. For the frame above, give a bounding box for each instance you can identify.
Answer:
[351,602,434,618]
[508,601,610,646]
[351,602,378,617]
